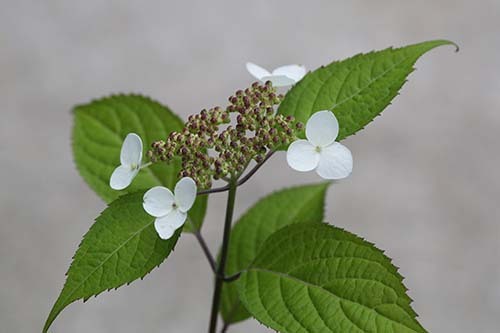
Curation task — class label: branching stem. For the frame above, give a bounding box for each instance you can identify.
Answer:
[203,151,275,332]
[189,220,242,282]
[197,185,230,195]
[197,150,275,196]
[193,229,217,273]
[237,150,274,187]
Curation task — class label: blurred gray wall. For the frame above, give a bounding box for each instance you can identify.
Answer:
[1,0,499,332]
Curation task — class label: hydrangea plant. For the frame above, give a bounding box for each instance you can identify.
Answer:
[43,40,457,333]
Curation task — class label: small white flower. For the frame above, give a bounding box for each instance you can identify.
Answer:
[246,62,306,87]
[143,177,197,240]
[110,133,143,190]
[286,111,353,180]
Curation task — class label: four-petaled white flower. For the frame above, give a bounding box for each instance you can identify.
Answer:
[286,111,353,180]
[143,177,197,240]
[110,133,144,190]
[246,62,306,87]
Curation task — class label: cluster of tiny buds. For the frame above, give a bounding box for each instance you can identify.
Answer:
[147,81,303,189]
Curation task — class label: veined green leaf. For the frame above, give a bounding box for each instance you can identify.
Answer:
[43,192,180,333]
[278,40,457,141]
[238,223,425,333]
[221,183,330,324]
[72,94,206,231]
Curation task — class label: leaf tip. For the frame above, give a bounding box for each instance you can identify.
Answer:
[449,41,460,53]
[431,39,460,53]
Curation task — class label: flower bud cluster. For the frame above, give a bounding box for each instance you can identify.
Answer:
[147,81,303,189]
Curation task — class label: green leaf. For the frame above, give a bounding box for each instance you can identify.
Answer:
[278,40,457,141]
[43,192,180,333]
[221,183,330,325]
[72,94,206,231]
[237,223,425,333]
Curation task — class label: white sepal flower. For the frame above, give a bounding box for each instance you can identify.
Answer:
[143,177,197,240]
[286,111,353,180]
[110,133,144,190]
[246,62,306,87]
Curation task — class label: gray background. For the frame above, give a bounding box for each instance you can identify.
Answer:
[1,0,499,332]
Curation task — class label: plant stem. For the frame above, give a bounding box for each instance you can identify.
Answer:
[208,178,237,333]
[220,322,229,333]
[198,150,275,196]
[187,217,217,273]
[237,150,274,187]
[198,185,230,195]
[194,230,217,273]
[222,272,241,282]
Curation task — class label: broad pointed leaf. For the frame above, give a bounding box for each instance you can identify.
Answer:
[238,223,425,333]
[278,40,457,141]
[72,94,206,231]
[43,192,180,332]
[221,183,330,324]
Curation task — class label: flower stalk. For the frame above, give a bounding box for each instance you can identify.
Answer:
[197,150,275,196]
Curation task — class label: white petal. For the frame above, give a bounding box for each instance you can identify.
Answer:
[272,64,307,82]
[316,142,353,180]
[143,186,174,218]
[154,209,187,239]
[165,209,188,229]
[174,177,197,212]
[261,75,297,87]
[305,111,339,147]
[110,165,138,190]
[246,62,271,80]
[120,133,143,166]
[154,217,176,240]
[286,139,320,172]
